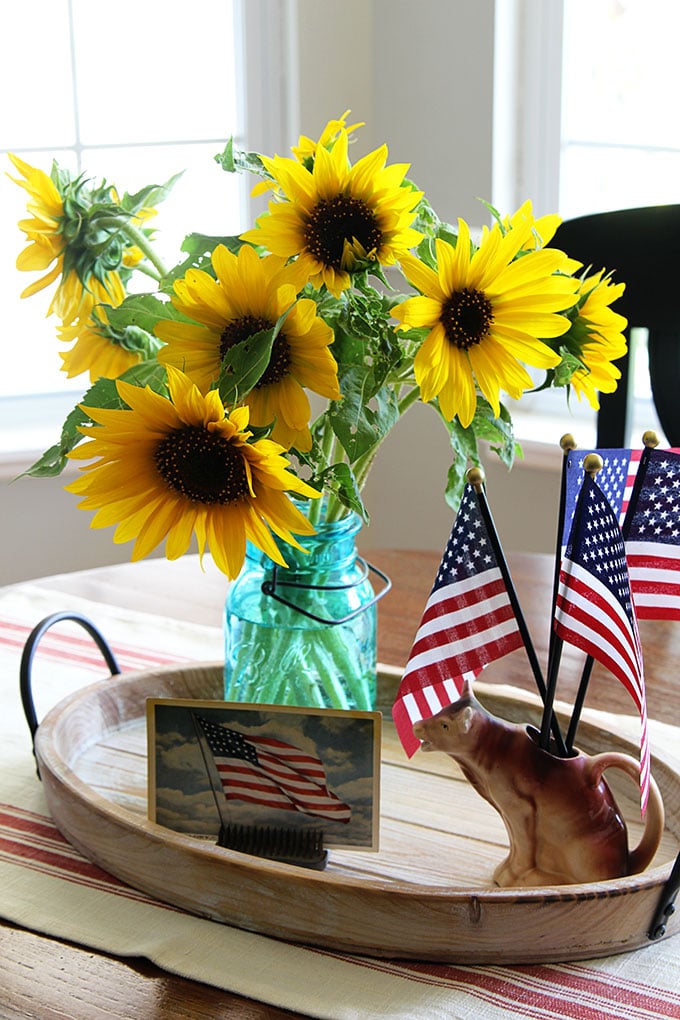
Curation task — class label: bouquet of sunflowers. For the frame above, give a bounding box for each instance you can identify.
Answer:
[10,113,626,579]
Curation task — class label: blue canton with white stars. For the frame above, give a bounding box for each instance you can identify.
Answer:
[628,449,680,546]
[566,476,634,618]
[563,449,633,542]
[198,716,259,765]
[433,485,498,592]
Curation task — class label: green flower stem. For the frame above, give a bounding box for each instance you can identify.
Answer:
[309,416,338,526]
[323,385,422,524]
[97,216,170,280]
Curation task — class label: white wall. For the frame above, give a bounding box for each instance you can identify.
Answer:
[0,0,562,585]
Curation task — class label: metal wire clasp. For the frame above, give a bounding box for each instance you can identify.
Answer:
[260,558,392,625]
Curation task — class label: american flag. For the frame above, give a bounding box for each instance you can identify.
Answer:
[392,483,523,757]
[560,448,640,550]
[195,716,351,823]
[554,474,650,810]
[625,448,680,619]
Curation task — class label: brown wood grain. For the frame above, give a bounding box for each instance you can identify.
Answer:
[7,549,680,1017]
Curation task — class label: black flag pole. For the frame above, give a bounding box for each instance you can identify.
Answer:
[547,434,577,687]
[564,431,659,751]
[538,452,604,752]
[467,467,567,755]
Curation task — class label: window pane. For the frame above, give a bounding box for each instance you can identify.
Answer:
[562,0,680,149]
[560,144,680,219]
[72,0,238,145]
[0,0,76,149]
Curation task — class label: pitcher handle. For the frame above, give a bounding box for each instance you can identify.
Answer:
[586,751,665,875]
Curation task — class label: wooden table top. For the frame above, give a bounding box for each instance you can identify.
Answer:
[3,548,679,1018]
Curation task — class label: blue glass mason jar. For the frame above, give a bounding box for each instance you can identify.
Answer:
[223,511,389,710]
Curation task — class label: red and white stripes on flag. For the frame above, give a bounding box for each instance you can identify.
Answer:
[555,474,650,811]
[392,484,523,757]
[196,716,352,823]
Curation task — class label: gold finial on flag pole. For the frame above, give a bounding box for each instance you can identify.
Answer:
[466,466,485,491]
[642,429,659,448]
[583,453,603,477]
[560,433,577,453]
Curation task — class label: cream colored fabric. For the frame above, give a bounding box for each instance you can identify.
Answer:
[1,581,679,1020]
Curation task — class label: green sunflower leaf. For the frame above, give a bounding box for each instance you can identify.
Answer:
[329,369,399,464]
[215,141,269,179]
[104,293,181,340]
[471,398,519,469]
[316,462,367,521]
[440,399,520,510]
[119,172,184,213]
[217,304,293,407]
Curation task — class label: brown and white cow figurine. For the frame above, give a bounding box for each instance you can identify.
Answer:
[412,683,665,887]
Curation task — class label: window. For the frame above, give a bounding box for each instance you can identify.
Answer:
[508,0,676,452]
[560,0,680,220]
[0,0,245,452]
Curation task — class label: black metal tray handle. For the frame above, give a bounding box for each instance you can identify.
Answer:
[20,611,121,775]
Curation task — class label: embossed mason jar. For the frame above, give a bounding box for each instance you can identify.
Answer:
[223,510,388,710]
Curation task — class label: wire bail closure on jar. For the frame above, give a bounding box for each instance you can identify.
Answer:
[260,559,392,625]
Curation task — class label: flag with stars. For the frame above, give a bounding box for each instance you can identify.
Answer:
[554,474,650,810]
[560,448,640,551]
[392,483,524,757]
[625,448,680,619]
[195,716,351,823]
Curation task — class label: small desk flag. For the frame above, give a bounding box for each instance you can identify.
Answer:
[560,447,640,550]
[392,483,523,756]
[625,448,680,620]
[554,473,650,810]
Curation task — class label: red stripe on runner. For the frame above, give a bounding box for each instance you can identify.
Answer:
[0,616,190,670]
[302,947,680,1019]
[0,804,179,909]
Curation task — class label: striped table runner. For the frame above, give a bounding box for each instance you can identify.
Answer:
[1,581,679,1020]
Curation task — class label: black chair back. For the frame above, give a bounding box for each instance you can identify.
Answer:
[552,205,680,447]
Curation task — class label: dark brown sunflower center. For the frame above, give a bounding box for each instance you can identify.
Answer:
[304,195,383,270]
[154,426,249,505]
[440,288,494,350]
[220,315,291,388]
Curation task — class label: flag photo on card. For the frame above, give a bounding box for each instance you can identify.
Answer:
[196,715,352,823]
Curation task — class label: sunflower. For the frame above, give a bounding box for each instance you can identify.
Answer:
[58,308,142,382]
[9,153,129,325]
[156,243,340,451]
[291,110,365,163]
[392,218,580,428]
[240,129,423,297]
[563,270,628,409]
[502,199,562,251]
[65,367,321,578]
[9,153,64,296]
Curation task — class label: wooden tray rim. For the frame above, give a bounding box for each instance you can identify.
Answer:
[34,662,680,898]
[31,662,680,962]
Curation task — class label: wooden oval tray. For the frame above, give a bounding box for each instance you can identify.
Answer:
[34,663,680,964]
